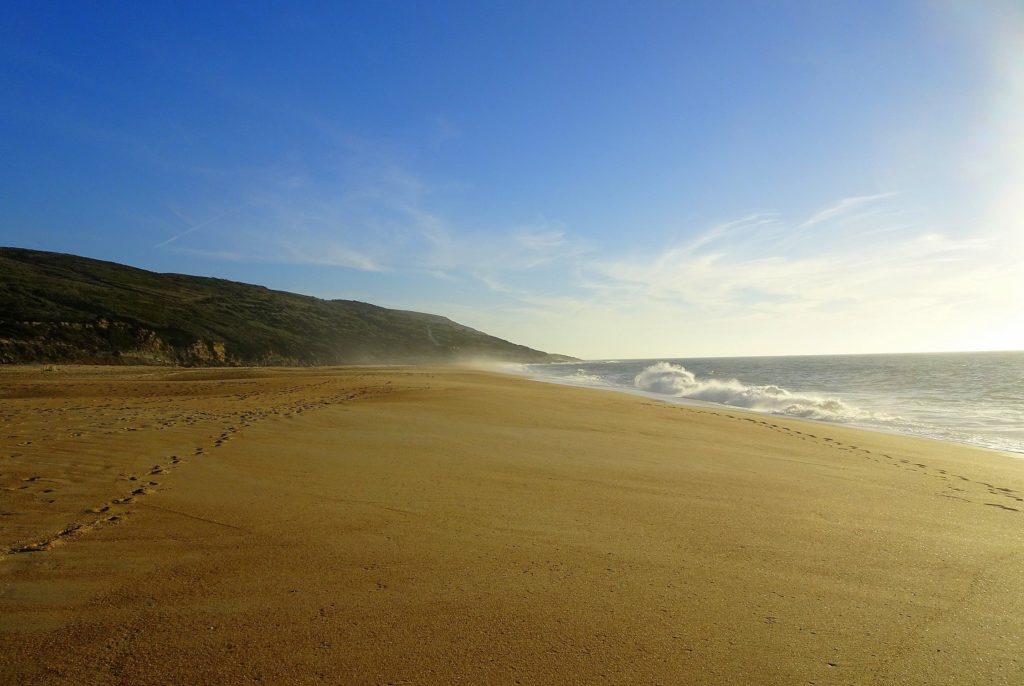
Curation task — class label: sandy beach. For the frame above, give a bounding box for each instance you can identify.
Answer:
[1,365,1022,685]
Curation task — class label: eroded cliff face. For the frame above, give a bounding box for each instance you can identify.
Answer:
[187,339,229,364]
[0,320,239,366]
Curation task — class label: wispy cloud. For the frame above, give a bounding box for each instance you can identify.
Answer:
[593,196,1000,314]
[277,242,382,272]
[147,106,1021,357]
[683,213,780,254]
[154,205,244,248]
[796,192,899,229]
[151,138,577,284]
[437,191,1014,356]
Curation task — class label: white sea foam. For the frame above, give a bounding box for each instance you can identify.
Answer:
[524,353,1024,454]
[570,369,608,385]
[634,361,869,422]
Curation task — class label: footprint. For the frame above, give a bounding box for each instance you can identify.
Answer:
[985,503,1020,512]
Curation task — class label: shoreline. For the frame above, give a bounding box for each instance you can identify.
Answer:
[2,365,1023,684]
[512,360,1024,458]
[528,371,1024,460]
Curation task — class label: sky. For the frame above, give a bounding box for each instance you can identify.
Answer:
[2,1,1022,359]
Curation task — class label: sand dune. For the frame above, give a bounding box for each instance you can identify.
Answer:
[1,366,1022,684]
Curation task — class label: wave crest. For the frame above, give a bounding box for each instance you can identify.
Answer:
[634,362,868,422]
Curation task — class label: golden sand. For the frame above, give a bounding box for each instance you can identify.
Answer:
[1,366,1022,684]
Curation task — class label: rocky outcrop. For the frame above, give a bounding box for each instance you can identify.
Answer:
[0,320,239,366]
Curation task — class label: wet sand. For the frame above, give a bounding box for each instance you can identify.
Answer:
[1,365,1022,685]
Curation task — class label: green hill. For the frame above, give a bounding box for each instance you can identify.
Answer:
[0,248,575,366]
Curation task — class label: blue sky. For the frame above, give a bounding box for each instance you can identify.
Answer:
[2,1,1022,357]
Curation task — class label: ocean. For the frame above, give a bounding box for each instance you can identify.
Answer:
[522,351,1024,455]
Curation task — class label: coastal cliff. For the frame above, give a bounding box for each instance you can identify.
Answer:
[0,248,575,366]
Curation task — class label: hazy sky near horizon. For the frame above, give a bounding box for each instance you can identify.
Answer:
[2,1,1022,358]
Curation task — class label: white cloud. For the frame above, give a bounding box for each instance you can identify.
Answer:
[153,205,245,248]
[277,241,382,272]
[149,93,1023,358]
[796,192,898,230]
[436,190,1021,358]
[152,141,579,288]
[159,170,1022,358]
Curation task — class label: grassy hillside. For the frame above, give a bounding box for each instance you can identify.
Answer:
[0,248,575,366]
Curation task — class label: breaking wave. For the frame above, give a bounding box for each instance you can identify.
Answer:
[634,362,870,422]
